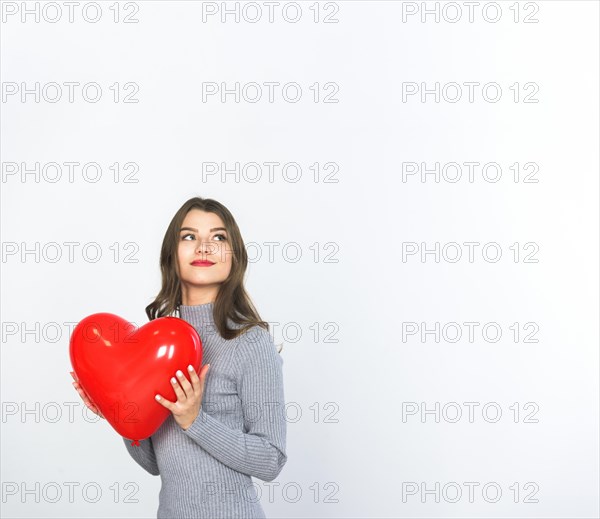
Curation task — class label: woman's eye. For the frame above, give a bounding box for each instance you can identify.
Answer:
[181,233,226,241]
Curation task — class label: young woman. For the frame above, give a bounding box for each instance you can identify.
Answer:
[71,196,287,518]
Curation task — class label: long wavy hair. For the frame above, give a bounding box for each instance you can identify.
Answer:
[145,196,282,352]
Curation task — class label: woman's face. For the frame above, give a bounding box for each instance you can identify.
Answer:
[177,209,233,300]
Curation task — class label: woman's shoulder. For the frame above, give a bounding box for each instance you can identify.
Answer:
[237,323,274,345]
[225,318,268,336]
[234,324,280,361]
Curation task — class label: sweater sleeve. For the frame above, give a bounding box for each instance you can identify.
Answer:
[122,436,160,476]
[182,326,288,482]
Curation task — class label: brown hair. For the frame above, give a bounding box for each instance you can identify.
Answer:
[145,196,282,351]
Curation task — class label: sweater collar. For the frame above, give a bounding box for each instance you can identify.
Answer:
[178,302,215,328]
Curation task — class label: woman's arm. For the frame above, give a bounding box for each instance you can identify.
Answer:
[181,327,287,482]
[122,436,160,476]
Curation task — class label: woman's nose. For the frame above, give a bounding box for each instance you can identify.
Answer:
[196,242,214,254]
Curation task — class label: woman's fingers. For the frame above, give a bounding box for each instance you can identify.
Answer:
[170,374,187,401]
[199,364,210,395]
[187,364,209,391]
[74,384,92,406]
[200,364,210,384]
[92,405,105,418]
[155,393,174,411]
[84,399,104,418]
[72,381,104,418]
[187,365,200,390]
[73,381,90,401]
[72,381,85,398]
[70,368,205,421]
[175,370,193,398]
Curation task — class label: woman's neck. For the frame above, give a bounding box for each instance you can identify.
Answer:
[180,285,219,306]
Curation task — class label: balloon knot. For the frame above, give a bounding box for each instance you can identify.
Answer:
[131,439,141,447]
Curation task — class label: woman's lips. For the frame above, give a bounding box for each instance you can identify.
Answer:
[191,261,215,267]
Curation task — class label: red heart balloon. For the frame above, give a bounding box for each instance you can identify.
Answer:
[69,313,202,445]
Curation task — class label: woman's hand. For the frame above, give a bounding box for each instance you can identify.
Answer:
[155,364,210,431]
[70,371,105,419]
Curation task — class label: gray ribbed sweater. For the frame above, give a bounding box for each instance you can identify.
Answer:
[122,302,287,518]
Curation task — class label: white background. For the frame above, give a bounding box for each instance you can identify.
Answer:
[1,1,599,518]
